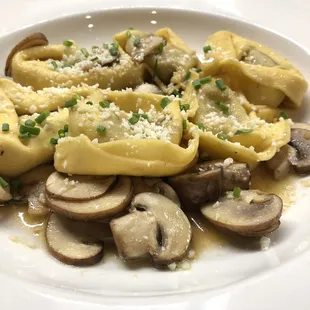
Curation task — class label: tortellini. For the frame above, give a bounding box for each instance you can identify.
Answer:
[201,31,308,108]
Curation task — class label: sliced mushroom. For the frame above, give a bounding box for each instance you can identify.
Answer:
[28,181,49,216]
[241,48,278,67]
[289,123,310,173]
[0,185,12,203]
[45,213,105,266]
[133,177,181,207]
[46,176,133,221]
[201,190,283,237]
[126,34,166,62]
[110,193,191,264]
[5,32,48,76]
[267,145,297,180]
[134,83,163,94]
[46,172,116,201]
[19,164,55,185]
[168,160,250,210]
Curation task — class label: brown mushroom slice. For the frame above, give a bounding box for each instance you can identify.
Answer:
[126,34,166,62]
[46,172,116,201]
[45,213,104,266]
[289,123,310,173]
[111,193,191,264]
[201,190,283,237]
[19,164,55,185]
[267,145,297,180]
[46,176,133,221]
[0,185,12,203]
[28,181,49,216]
[241,49,278,67]
[5,32,48,76]
[154,182,181,207]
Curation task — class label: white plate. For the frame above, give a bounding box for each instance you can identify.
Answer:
[0,7,310,310]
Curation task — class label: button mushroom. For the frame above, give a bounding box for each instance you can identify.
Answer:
[110,193,191,265]
[5,32,48,76]
[46,172,116,201]
[168,160,250,210]
[125,34,166,62]
[45,213,107,266]
[267,145,297,180]
[46,176,133,221]
[241,48,278,67]
[201,190,283,237]
[289,122,310,173]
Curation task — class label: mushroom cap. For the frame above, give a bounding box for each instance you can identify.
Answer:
[5,32,48,76]
[45,213,104,266]
[111,192,191,264]
[201,190,283,237]
[46,176,133,221]
[289,123,310,174]
[46,172,116,201]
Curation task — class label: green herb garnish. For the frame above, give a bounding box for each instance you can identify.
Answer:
[215,79,227,91]
[180,104,190,111]
[160,97,171,109]
[0,177,9,188]
[172,89,182,98]
[217,133,228,140]
[200,76,212,85]
[81,48,89,57]
[203,45,212,53]
[215,101,229,114]
[182,120,187,130]
[133,37,141,47]
[235,129,253,135]
[128,116,139,125]
[192,79,201,90]
[50,138,58,145]
[126,30,132,38]
[64,98,78,108]
[195,68,202,73]
[96,125,106,134]
[19,125,40,136]
[184,71,191,81]
[86,101,93,105]
[280,112,289,119]
[58,129,66,138]
[2,123,9,132]
[25,119,35,127]
[64,124,69,132]
[51,61,57,69]
[198,123,205,131]
[233,187,241,198]
[158,43,164,53]
[18,132,31,140]
[35,110,50,124]
[63,40,73,47]
[90,56,99,61]
[99,100,111,108]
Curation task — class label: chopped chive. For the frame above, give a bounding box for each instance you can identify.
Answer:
[35,110,50,124]
[192,79,201,90]
[182,120,187,130]
[92,45,99,50]
[103,43,109,49]
[233,187,241,198]
[99,100,111,108]
[217,133,228,140]
[25,119,35,127]
[172,89,182,98]
[63,40,73,47]
[203,45,212,53]
[58,129,66,138]
[160,97,171,109]
[158,43,164,53]
[73,94,81,100]
[91,56,99,61]
[96,125,106,134]
[280,111,289,119]
[50,137,58,145]
[86,101,93,105]
[195,68,202,73]
[152,57,158,82]
[112,41,119,50]
[19,125,40,136]
[2,123,9,132]
[0,177,9,188]
[51,61,57,69]
[129,27,134,30]
[184,71,191,81]
[215,79,227,91]
[198,123,205,131]
[128,116,139,125]
[215,101,229,114]
[11,179,22,193]
[64,98,78,108]
[126,30,132,38]
[200,76,212,85]
[180,104,190,111]
[109,47,118,56]
[63,63,73,68]
[18,132,31,140]
[133,112,148,119]
[80,48,89,57]
[235,129,253,135]
[133,37,141,47]
[64,124,69,132]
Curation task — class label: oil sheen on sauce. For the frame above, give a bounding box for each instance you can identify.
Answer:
[0,164,297,258]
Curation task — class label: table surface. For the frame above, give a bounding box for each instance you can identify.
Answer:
[1,0,310,49]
